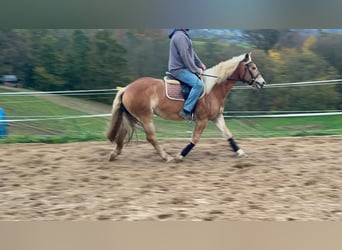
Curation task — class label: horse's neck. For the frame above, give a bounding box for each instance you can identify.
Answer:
[207,66,239,97]
[204,60,241,94]
[207,79,236,108]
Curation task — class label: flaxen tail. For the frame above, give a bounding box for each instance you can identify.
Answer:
[106,87,137,146]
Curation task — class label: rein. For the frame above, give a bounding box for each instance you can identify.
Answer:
[201,73,219,78]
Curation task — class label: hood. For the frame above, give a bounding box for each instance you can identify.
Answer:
[168,29,189,39]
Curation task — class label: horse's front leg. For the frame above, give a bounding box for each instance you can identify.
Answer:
[176,119,208,161]
[213,114,247,157]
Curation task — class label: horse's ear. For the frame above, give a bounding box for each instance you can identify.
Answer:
[244,52,252,62]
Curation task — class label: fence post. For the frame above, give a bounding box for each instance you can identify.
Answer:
[0,107,8,137]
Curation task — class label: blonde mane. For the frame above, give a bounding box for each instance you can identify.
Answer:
[203,53,250,94]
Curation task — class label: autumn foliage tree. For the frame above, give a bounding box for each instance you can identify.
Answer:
[0,29,341,109]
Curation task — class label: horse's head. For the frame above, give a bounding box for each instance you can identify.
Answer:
[237,52,266,89]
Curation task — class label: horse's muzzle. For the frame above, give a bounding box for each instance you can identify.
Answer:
[252,80,266,89]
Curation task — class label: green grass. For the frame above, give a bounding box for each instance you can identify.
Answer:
[247,115,342,137]
[1,86,341,144]
[151,115,342,140]
[0,87,109,143]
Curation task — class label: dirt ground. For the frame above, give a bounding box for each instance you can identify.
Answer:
[1,136,342,221]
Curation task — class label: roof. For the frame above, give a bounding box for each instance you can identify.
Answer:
[2,75,18,82]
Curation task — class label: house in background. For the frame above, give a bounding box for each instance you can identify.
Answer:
[0,75,21,87]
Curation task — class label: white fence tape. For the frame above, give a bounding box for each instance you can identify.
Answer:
[1,79,342,123]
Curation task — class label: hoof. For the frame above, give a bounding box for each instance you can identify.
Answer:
[236,149,248,157]
[161,152,174,162]
[108,152,116,161]
[165,155,174,163]
[175,153,184,163]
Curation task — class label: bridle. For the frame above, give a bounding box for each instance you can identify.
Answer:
[227,61,260,85]
[202,61,260,86]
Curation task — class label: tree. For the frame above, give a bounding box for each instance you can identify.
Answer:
[64,30,90,90]
[312,33,342,75]
[243,29,281,52]
[120,29,169,78]
[83,30,130,102]
[195,39,246,68]
[311,32,342,108]
[30,30,66,90]
[266,42,340,111]
[0,29,31,83]
[274,30,306,49]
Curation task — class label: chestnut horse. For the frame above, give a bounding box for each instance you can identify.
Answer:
[106,52,266,162]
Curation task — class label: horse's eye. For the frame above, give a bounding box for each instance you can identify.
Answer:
[252,66,257,70]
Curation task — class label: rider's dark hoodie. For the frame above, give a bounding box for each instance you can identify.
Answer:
[168,29,203,76]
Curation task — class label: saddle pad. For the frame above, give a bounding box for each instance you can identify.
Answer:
[164,77,184,101]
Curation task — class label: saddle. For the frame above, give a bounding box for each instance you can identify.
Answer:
[164,72,204,101]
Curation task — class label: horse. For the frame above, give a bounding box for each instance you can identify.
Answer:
[106,52,266,162]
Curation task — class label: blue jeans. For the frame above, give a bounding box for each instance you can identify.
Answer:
[173,69,204,113]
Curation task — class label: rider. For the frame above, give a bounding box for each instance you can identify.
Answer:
[168,29,206,121]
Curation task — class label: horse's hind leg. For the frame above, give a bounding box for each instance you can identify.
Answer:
[108,141,123,161]
[142,120,174,162]
[213,114,247,157]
